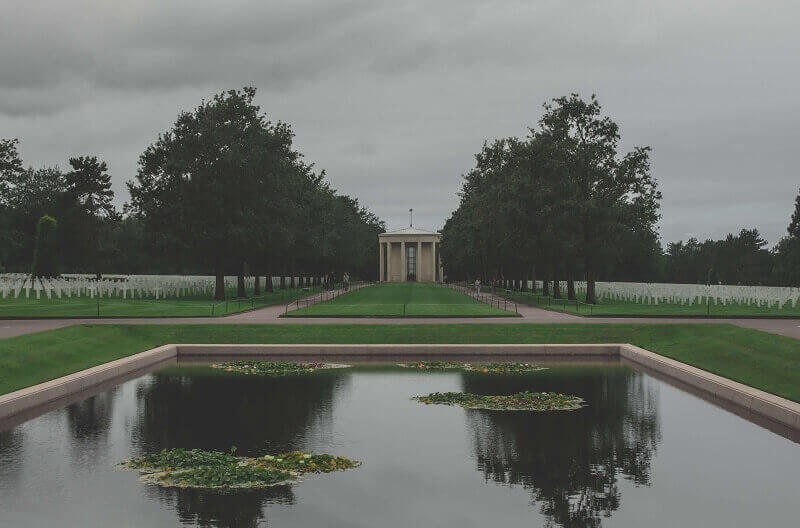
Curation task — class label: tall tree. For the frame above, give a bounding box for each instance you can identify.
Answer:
[788,188,800,239]
[1,140,68,271]
[0,138,24,269]
[774,188,800,285]
[129,87,295,299]
[441,95,662,295]
[537,94,660,303]
[64,156,116,277]
[0,138,23,188]
[31,215,59,278]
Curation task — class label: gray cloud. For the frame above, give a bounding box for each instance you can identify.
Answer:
[1,0,798,245]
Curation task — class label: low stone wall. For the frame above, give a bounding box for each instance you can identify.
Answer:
[619,344,800,431]
[0,345,177,423]
[2,343,798,435]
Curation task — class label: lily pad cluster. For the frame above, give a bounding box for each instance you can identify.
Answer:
[398,361,547,374]
[413,391,585,411]
[121,448,360,489]
[210,361,350,376]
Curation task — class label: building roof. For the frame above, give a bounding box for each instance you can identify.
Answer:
[380,226,440,236]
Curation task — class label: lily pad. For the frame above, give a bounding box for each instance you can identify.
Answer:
[120,448,360,489]
[398,361,547,374]
[210,361,350,376]
[413,391,584,411]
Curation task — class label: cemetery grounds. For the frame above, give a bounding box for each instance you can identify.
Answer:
[0,284,322,318]
[497,288,800,317]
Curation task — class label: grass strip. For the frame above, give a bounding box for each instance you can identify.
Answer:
[0,323,798,402]
[286,282,514,317]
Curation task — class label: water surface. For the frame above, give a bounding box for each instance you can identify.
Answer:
[0,359,797,527]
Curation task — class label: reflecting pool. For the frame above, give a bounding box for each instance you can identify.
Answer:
[0,359,797,527]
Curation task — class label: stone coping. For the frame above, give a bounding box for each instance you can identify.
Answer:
[1,343,798,435]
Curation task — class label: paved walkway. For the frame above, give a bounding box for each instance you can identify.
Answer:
[2,300,800,340]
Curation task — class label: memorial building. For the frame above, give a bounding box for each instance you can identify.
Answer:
[378,227,442,282]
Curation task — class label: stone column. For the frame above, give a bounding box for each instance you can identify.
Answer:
[431,241,437,282]
[401,241,406,282]
[416,240,421,281]
[386,242,392,282]
[379,241,384,282]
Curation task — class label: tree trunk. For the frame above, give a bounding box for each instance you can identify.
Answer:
[531,266,537,294]
[214,256,225,301]
[290,274,296,288]
[265,269,274,292]
[586,266,597,304]
[237,265,246,298]
[552,267,561,299]
[254,275,261,296]
[280,275,286,290]
[567,274,576,301]
[521,271,529,292]
[542,275,550,296]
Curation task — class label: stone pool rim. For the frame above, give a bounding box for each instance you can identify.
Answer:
[1,343,799,433]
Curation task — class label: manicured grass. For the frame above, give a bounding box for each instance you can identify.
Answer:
[286,282,515,317]
[0,287,320,318]
[1,323,799,402]
[498,289,800,317]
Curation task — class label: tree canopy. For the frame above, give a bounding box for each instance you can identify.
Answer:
[441,94,662,301]
[0,88,384,292]
[126,87,383,298]
[441,95,799,291]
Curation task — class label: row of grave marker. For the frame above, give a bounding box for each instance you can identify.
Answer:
[0,274,316,301]
[520,280,800,309]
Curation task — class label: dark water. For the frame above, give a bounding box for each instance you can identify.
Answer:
[0,360,797,527]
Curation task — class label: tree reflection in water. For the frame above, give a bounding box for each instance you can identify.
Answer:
[0,428,24,488]
[143,484,294,528]
[66,388,119,442]
[131,366,350,527]
[463,365,661,528]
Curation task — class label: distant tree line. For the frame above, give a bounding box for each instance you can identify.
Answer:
[0,88,384,299]
[663,217,800,286]
[441,94,800,300]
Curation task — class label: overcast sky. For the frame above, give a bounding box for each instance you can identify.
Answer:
[2,0,797,245]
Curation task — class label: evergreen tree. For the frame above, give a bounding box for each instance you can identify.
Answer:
[65,156,116,277]
[31,215,59,278]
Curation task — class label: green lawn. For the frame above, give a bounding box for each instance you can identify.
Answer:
[0,287,320,318]
[498,290,800,317]
[286,282,516,317]
[1,323,799,402]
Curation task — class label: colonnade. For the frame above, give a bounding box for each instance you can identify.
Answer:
[378,240,442,282]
